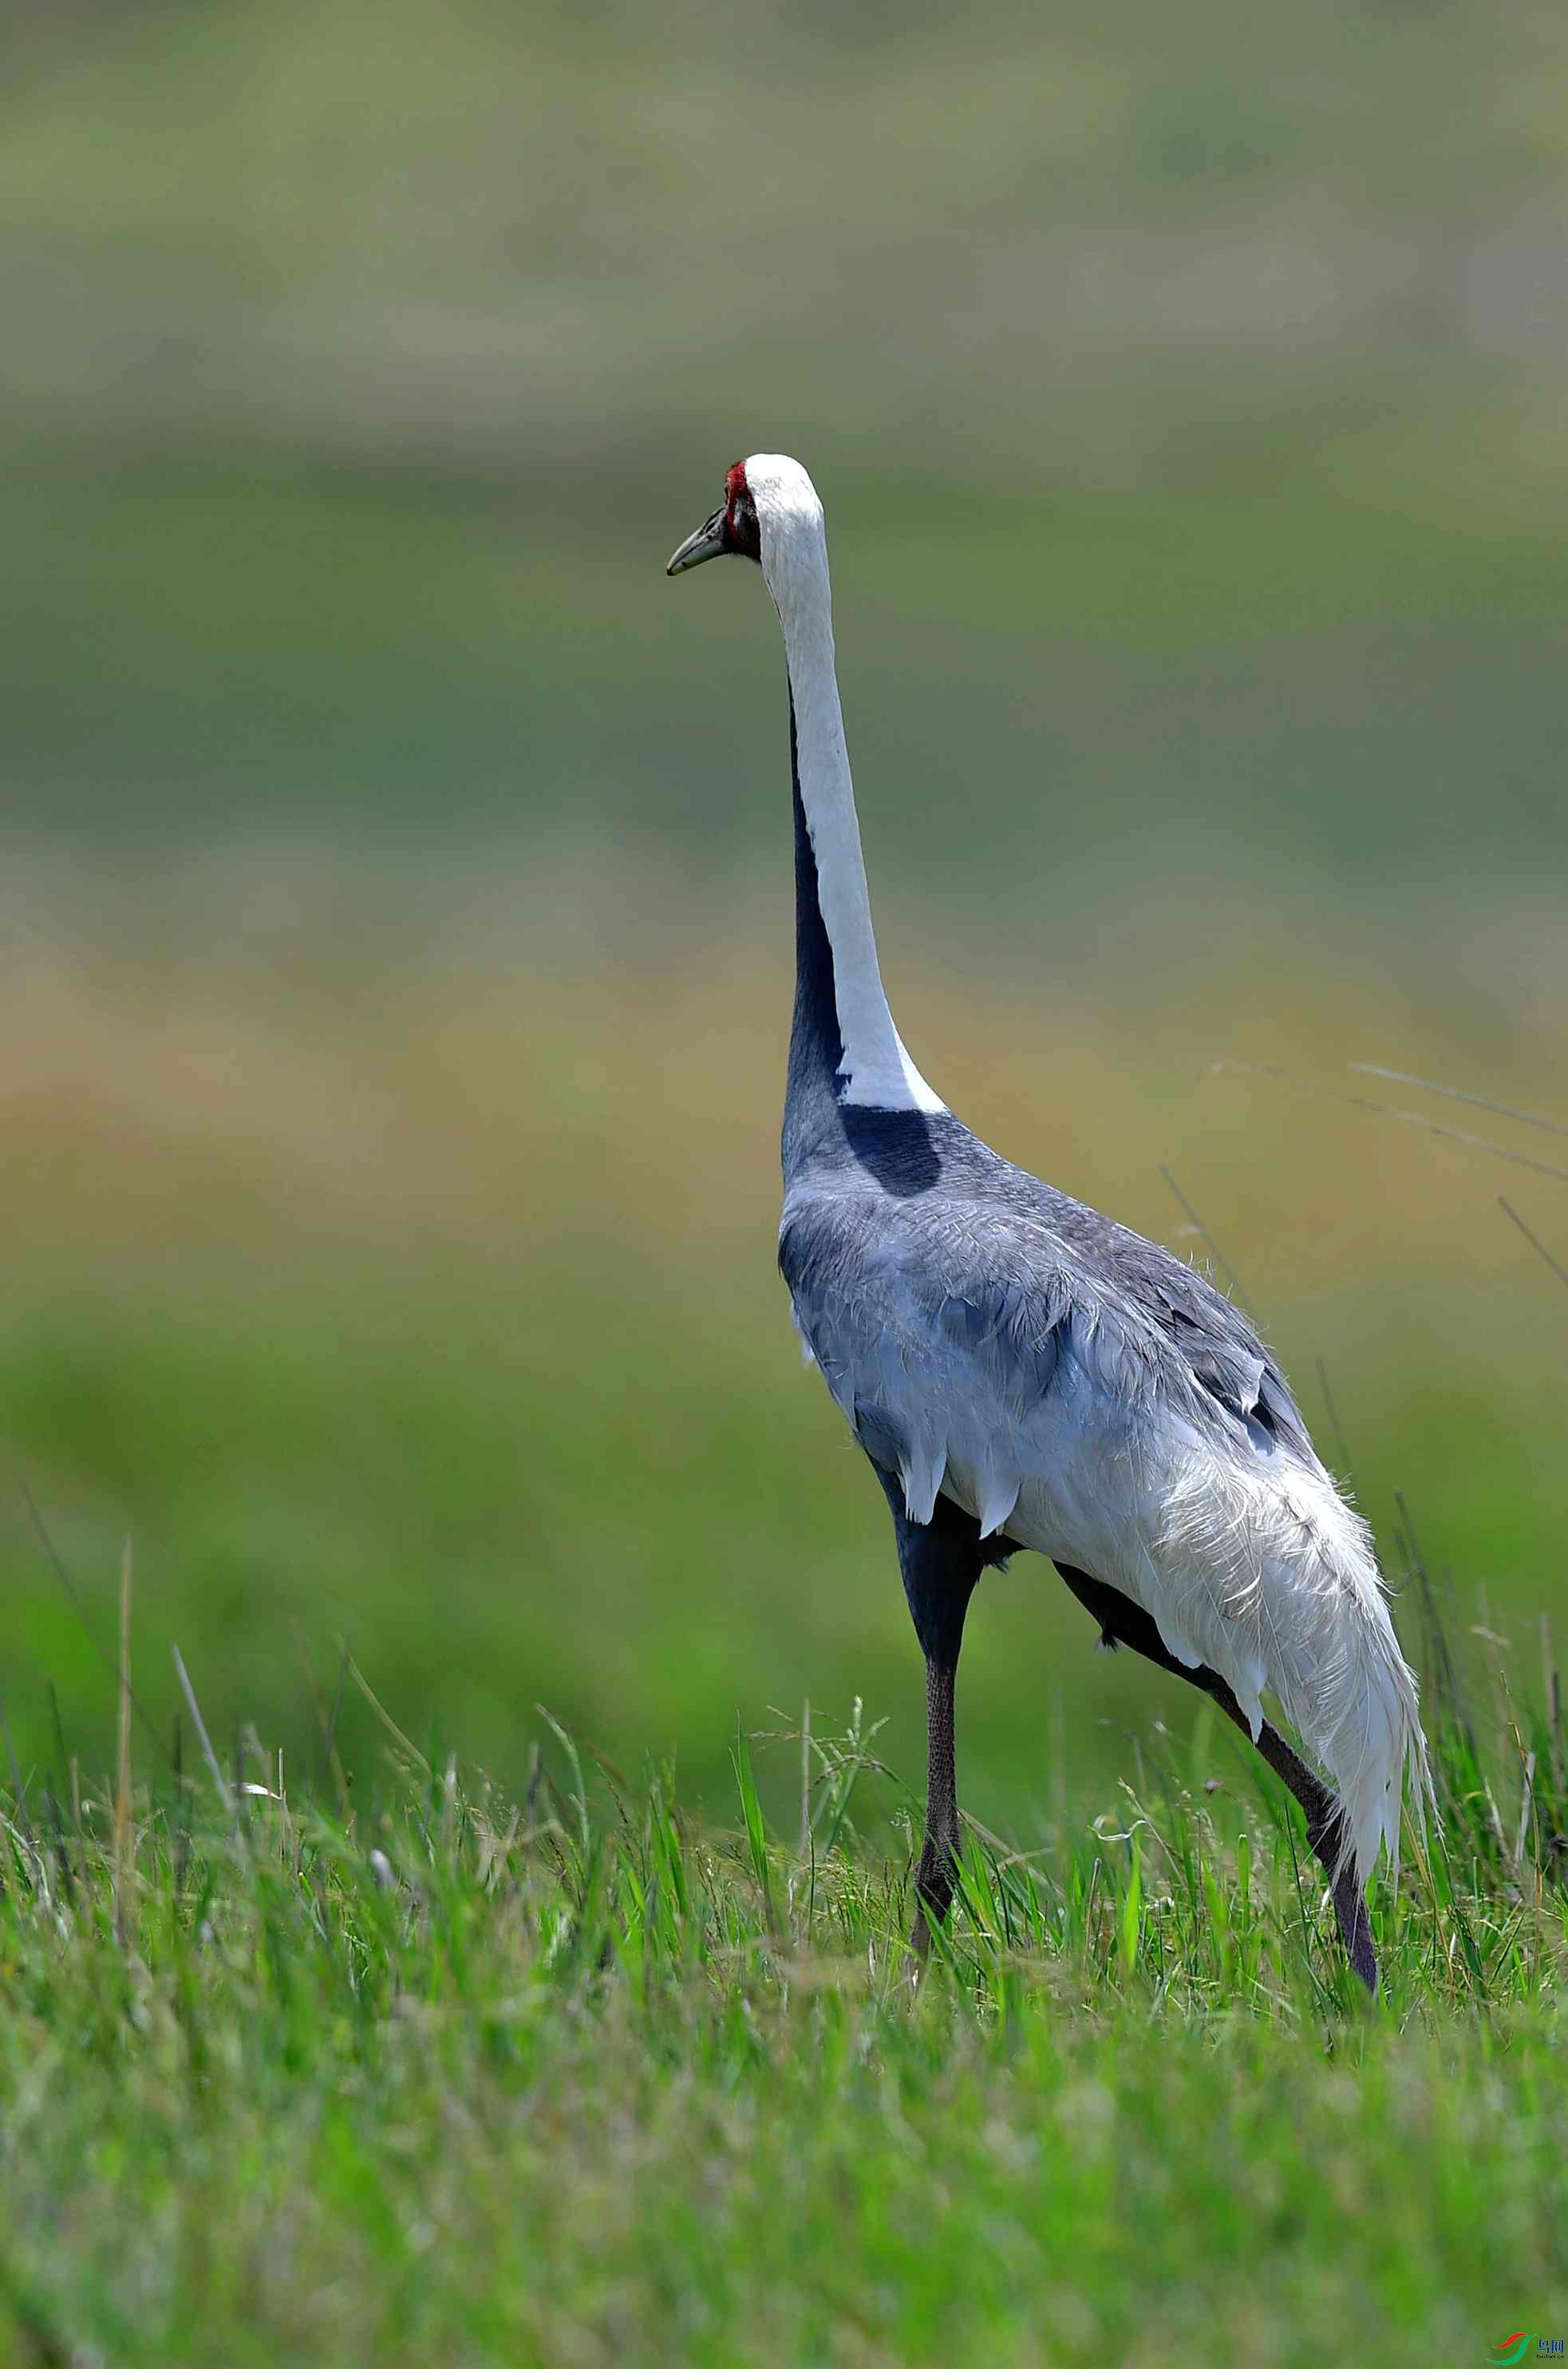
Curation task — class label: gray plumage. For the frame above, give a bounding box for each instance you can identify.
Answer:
[782,1117,1315,1497]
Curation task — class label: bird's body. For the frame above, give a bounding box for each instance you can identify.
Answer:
[782,1127,1413,1885]
[669,453,1428,1985]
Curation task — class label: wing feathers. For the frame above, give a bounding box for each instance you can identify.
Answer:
[781,1186,1429,1887]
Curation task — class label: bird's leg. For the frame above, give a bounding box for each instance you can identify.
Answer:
[912,1654,961,1955]
[1250,1722,1376,1994]
[1053,1561,1379,1995]
[868,1467,991,1961]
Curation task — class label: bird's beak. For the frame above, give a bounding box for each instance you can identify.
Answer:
[666,506,727,577]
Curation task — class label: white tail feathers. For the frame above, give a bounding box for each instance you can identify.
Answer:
[1153,1444,1433,1889]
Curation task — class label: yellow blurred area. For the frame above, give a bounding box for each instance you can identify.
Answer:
[6,852,1564,1294]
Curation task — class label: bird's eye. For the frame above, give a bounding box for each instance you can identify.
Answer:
[729,489,761,564]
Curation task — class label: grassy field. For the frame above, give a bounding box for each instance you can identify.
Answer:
[3,894,1566,2363]
[2,1597,1563,2368]
[6,1,1568,2354]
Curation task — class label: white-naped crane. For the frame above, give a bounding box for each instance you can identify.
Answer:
[667,454,1429,1991]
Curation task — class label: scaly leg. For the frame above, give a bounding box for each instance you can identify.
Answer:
[912,1656,961,1953]
[869,1469,1005,1957]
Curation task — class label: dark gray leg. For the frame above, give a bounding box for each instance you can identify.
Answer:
[870,1468,1009,1955]
[913,1657,961,1952]
[1250,1719,1377,1995]
[1055,1562,1378,1994]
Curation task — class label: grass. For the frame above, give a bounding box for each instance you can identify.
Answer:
[2,1595,1564,2367]
[0,912,1562,2366]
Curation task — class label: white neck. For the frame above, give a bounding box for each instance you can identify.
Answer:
[752,457,943,1116]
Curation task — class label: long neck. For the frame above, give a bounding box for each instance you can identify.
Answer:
[773,538,942,1169]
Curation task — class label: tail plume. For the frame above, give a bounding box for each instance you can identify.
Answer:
[1155,1446,1433,1889]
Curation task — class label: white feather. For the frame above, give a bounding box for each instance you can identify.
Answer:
[974,1450,1021,1540]
[899,1431,947,1526]
[897,1370,1428,1889]
[748,453,945,1117]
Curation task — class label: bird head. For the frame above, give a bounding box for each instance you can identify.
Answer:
[666,455,824,581]
[666,460,761,576]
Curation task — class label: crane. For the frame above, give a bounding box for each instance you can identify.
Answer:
[667,453,1428,1991]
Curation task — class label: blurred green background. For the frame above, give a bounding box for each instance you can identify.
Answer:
[2,0,1566,1836]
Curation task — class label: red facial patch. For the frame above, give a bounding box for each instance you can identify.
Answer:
[723,460,761,562]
